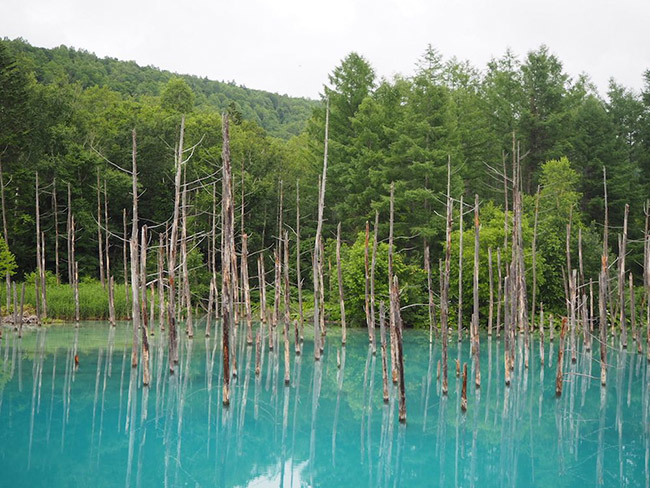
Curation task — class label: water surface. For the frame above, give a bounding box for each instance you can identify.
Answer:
[0,322,648,487]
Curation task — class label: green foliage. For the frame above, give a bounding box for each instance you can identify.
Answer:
[161,77,195,114]
[0,238,17,277]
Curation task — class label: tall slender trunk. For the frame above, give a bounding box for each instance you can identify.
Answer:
[53,178,60,284]
[313,102,329,361]
[336,223,347,346]
[441,156,452,396]
[221,113,234,405]
[181,166,193,338]
[97,169,105,287]
[531,186,540,329]
[242,233,253,345]
[618,204,629,347]
[129,129,141,370]
[296,180,304,343]
[472,194,480,388]
[458,195,464,342]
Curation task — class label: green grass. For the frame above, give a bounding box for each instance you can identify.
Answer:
[0,280,134,320]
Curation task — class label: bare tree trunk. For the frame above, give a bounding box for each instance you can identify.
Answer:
[53,178,60,284]
[12,281,17,328]
[18,282,25,337]
[140,225,150,386]
[158,235,165,332]
[97,169,105,288]
[539,303,544,367]
[258,254,267,328]
[167,116,186,371]
[379,300,389,403]
[393,276,406,423]
[461,362,468,412]
[221,113,234,406]
[569,269,577,364]
[108,275,116,327]
[472,194,481,388]
[296,180,304,343]
[488,247,494,336]
[387,182,398,384]
[619,204,629,348]
[531,186,540,330]
[67,183,72,284]
[336,223,347,346]
[0,158,8,319]
[370,211,379,352]
[556,317,568,396]
[441,156,452,396]
[35,172,47,318]
[74,261,80,325]
[496,248,503,338]
[129,130,141,370]
[425,245,435,343]
[313,102,329,361]
[242,233,253,345]
[458,195,464,342]
[181,167,193,338]
[600,167,609,385]
[272,248,281,350]
[123,208,129,317]
[283,231,291,385]
[364,220,371,345]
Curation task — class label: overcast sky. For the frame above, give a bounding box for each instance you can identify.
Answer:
[1,0,648,99]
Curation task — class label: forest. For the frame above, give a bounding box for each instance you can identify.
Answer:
[1,36,649,329]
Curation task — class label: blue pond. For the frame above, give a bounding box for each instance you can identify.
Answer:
[0,321,648,487]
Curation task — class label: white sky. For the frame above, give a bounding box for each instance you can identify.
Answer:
[1,0,649,99]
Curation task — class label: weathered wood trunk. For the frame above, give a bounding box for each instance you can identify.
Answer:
[393,276,406,423]
[556,317,568,396]
[599,262,608,386]
[618,204,629,347]
[258,253,267,327]
[539,303,545,366]
[336,223,347,346]
[242,233,253,345]
[388,182,397,384]
[364,220,371,346]
[158,235,165,333]
[472,194,481,388]
[295,180,304,344]
[531,186,540,329]
[440,157,452,396]
[181,167,193,338]
[221,113,234,406]
[272,248,281,350]
[370,211,379,350]
[379,301,389,403]
[53,178,60,284]
[457,195,464,342]
[283,231,291,385]
[425,245,436,343]
[461,362,468,412]
[97,169,105,288]
[140,225,150,386]
[313,102,329,361]
[18,282,25,337]
[123,208,129,316]
[167,116,186,371]
[67,183,72,284]
[488,247,494,336]
[496,248,503,337]
[129,129,141,370]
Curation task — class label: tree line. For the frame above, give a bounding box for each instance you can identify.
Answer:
[1,37,649,325]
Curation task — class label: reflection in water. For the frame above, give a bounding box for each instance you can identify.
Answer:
[0,324,649,487]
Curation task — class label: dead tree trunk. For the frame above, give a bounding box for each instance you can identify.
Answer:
[242,233,253,345]
[531,186,540,330]
[555,317,568,396]
[67,183,72,284]
[97,169,105,288]
[619,203,629,348]
[458,195,464,342]
[129,129,141,370]
[53,178,60,284]
[296,180,304,343]
[472,194,481,388]
[496,248,503,337]
[425,245,435,343]
[283,230,291,385]
[461,362,468,412]
[181,167,193,338]
[488,247,494,336]
[221,113,234,406]
[364,220,371,345]
[140,225,150,386]
[388,182,397,383]
[313,102,329,361]
[370,211,379,351]
[379,300,389,403]
[336,223,347,346]
[123,208,129,316]
[393,275,406,423]
[441,156,452,396]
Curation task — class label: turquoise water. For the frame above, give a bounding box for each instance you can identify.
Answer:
[0,322,648,487]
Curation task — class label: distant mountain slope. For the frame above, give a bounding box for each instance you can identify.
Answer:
[4,37,317,139]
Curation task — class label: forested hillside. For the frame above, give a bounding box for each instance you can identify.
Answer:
[4,38,316,139]
[1,37,649,323]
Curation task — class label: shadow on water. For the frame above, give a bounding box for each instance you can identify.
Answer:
[1,321,650,487]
